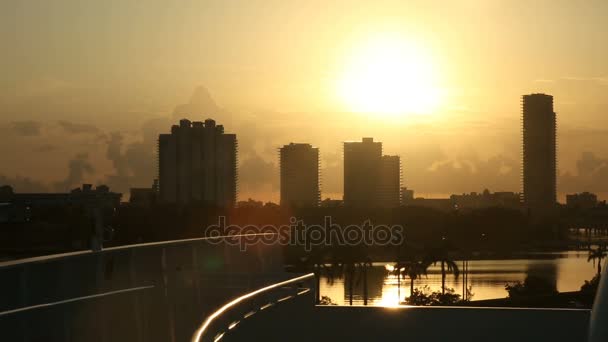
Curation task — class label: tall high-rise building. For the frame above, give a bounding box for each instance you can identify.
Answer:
[522,94,557,212]
[344,138,382,207]
[377,155,401,208]
[343,138,402,208]
[158,119,237,206]
[279,143,320,208]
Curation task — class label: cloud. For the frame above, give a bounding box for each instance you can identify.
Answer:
[101,117,169,194]
[106,132,129,178]
[57,120,100,134]
[239,154,278,192]
[0,175,49,193]
[172,86,223,122]
[102,132,134,193]
[404,144,520,196]
[11,121,42,136]
[559,152,608,193]
[53,153,95,191]
[561,76,608,85]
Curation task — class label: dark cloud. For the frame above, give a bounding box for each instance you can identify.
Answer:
[57,120,100,134]
[559,152,608,193]
[106,132,129,178]
[239,154,278,192]
[102,132,132,193]
[0,175,49,192]
[53,153,95,191]
[404,145,520,195]
[102,118,166,194]
[11,121,42,136]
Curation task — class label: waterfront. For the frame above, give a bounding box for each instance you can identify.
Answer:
[320,251,598,305]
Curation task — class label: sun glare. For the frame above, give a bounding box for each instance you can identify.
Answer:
[337,35,443,118]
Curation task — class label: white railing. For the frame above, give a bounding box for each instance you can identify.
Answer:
[191,273,315,342]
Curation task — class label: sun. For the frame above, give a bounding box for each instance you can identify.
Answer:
[336,35,443,118]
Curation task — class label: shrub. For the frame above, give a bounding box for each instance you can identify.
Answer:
[404,285,462,306]
[581,274,601,295]
[505,275,557,298]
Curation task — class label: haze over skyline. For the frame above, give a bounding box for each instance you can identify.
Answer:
[2,0,608,201]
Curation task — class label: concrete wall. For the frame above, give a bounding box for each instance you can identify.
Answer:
[0,236,287,342]
[230,304,590,342]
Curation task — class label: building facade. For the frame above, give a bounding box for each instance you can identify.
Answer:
[522,94,557,212]
[158,119,237,207]
[343,138,382,207]
[450,189,521,210]
[378,155,401,208]
[343,138,401,208]
[279,143,320,208]
[400,187,414,205]
[566,192,598,209]
[0,184,121,223]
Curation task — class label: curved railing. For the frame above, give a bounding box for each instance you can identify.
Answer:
[0,232,278,269]
[0,232,288,342]
[191,273,315,342]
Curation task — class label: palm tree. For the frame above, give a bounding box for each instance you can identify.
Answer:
[394,260,430,300]
[588,246,607,276]
[343,261,356,305]
[301,247,342,304]
[328,245,364,306]
[405,261,431,296]
[357,259,373,305]
[426,249,460,295]
[300,250,325,304]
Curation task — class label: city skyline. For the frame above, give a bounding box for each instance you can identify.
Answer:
[2,3,608,340]
[1,1,607,202]
[2,90,605,205]
[1,84,606,202]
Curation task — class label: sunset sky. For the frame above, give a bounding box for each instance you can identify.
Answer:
[2,0,607,201]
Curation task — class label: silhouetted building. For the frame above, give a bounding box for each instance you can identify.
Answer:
[566,192,598,209]
[451,189,521,210]
[129,180,158,208]
[236,198,264,209]
[129,190,155,207]
[407,197,454,212]
[6,184,121,208]
[279,143,320,208]
[158,119,237,207]
[0,185,13,203]
[343,138,382,207]
[378,155,401,208]
[400,187,414,205]
[320,198,343,208]
[0,184,121,223]
[522,94,557,213]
